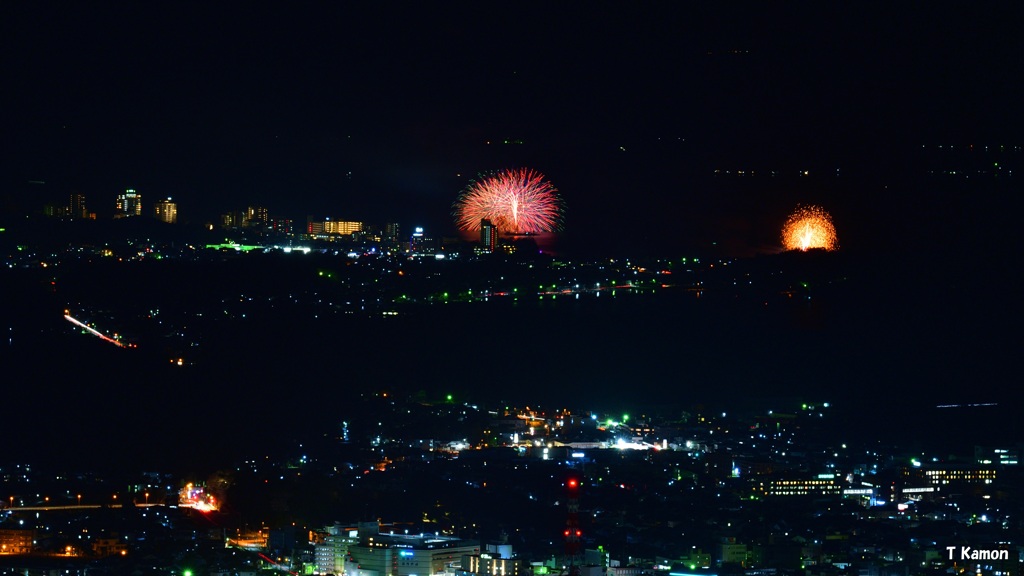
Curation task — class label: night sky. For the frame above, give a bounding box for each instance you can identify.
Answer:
[4,3,1023,255]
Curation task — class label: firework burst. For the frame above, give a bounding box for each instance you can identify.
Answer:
[782,204,838,251]
[453,168,564,234]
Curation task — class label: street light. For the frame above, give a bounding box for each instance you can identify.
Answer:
[77,494,81,506]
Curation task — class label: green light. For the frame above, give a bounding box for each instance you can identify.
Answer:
[623,414,629,422]
[184,570,193,576]
[446,394,453,402]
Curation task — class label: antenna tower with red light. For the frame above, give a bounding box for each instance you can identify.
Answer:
[564,477,582,576]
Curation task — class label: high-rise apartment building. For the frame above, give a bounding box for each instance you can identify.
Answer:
[154,197,178,224]
[115,189,142,218]
[69,192,87,219]
[246,206,269,226]
[480,219,497,252]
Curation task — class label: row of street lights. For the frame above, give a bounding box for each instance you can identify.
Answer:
[5,493,149,507]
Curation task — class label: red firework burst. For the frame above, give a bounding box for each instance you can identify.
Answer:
[453,169,564,234]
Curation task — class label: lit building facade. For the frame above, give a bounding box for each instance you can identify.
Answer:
[920,467,996,485]
[69,192,88,219]
[480,219,497,252]
[345,533,479,576]
[324,220,363,235]
[247,205,269,225]
[154,198,178,224]
[313,522,380,575]
[115,189,142,217]
[0,529,35,554]
[409,227,436,255]
[975,446,1020,466]
[755,474,842,497]
[306,218,364,238]
[461,553,524,576]
[315,533,358,575]
[271,219,294,235]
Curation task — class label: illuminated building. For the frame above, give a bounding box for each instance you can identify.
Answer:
[409,226,436,255]
[344,532,480,576]
[975,445,1020,466]
[718,538,749,566]
[115,189,142,218]
[247,205,269,225]
[221,210,245,228]
[918,467,997,485]
[0,529,35,554]
[69,192,87,219]
[385,222,401,243]
[271,218,294,234]
[461,553,524,576]
[315,535,345,575]
[480,219,497,252]
[312,522,379,575]
[92,538,128,557]
[324,220,363,235]
[306,217,364,238]
[755,474,842,497]
[154,197,178,224]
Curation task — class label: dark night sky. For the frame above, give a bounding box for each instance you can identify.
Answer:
[4,3,1023,255]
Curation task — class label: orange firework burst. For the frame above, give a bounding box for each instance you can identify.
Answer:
[782,205,838,251]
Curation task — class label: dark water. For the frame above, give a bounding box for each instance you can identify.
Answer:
[1,246,1018,475]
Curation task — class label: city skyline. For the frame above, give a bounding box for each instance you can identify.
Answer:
[4,4,1023,257]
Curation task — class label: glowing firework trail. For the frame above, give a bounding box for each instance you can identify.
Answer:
[453,168,564,234]
[64,313,125,348]
[782,205,838,251]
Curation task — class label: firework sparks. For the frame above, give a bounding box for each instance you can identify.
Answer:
[453,169,564,234]
[782,205,838,251]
